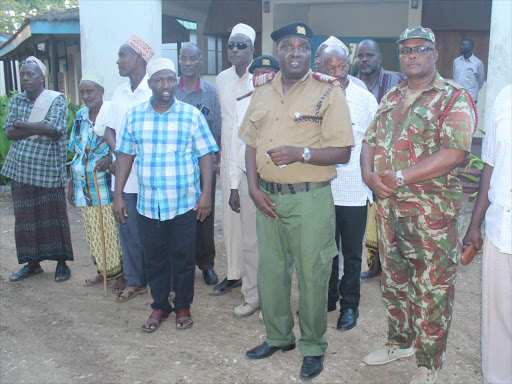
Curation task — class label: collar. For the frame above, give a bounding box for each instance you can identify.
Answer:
[229,63,251,80]
[121,74,150,93]
[20,89,46,102]
[356,67,383,88]
[178,76,204,91]
[147,97,183,114]
[271,69,311,96]
[395,71,445,96]
[460,54,475,62]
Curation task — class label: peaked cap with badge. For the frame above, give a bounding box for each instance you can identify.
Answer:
[397,26,435,44]
[249,55,280,74]
[270,22,313,43]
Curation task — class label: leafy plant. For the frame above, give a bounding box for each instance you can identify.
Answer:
[462,153,485,202]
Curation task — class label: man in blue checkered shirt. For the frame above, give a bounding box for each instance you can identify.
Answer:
[113,58,218,332]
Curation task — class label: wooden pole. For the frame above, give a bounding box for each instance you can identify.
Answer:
[92,172,108,297]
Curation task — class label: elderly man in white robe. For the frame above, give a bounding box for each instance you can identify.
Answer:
[213,23,255,297]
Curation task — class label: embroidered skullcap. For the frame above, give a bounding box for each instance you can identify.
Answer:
[230,23,256,44]
[125,35,155,62]
[322,36,349,56]
[80,70,105,88]
[147,57,176,79]
[24,56,46,76]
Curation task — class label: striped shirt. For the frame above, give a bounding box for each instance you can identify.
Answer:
[69,105,112,207]
[1,92,68,188]
[116,98,219,221]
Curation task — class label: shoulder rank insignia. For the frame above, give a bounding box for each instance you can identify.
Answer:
[253,72,276,88]
[445,79,463,91]
[312,72,340,86]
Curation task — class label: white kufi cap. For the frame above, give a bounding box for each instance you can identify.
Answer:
[322,36,349,56]
[147,57,176,79]
[230,23,256,44]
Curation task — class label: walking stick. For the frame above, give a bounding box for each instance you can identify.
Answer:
[92,171,108,297]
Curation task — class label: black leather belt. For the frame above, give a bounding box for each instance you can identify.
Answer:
[259,179,330,195]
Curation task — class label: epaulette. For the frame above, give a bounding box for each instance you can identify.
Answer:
[445,79,463,91]
[253,72,276,88]
[312,72,340,86]
[236,91,253,102]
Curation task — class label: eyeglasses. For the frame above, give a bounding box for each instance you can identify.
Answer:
[226,42,251,50]
[398,46,435,56]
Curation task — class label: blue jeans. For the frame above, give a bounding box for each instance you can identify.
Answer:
[138,209,197,313]
[117,193,146,288]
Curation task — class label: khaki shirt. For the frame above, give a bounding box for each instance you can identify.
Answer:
[239,70,354,184]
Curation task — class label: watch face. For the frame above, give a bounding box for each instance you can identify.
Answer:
[396,178,405,187]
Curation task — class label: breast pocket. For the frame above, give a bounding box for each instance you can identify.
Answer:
[287,109,321,145]
[408,106,440,160]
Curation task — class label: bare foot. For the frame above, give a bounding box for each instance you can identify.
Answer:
[84,274,103,287]
[111,275,127,293]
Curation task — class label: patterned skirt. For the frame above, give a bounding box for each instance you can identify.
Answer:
[81,204,122,279]
[11,181,74,264]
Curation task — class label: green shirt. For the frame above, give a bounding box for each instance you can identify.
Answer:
[364,72,475,218]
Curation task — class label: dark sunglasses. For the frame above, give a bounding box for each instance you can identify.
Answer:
[226,42,251,50]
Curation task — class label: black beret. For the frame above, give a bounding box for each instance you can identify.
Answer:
[270,22,313,43]
[249,55,280,74]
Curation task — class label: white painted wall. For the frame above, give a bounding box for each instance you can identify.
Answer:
[483,0,512,134]
[79,0,162,99]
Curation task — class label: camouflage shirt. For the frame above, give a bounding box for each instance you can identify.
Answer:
[364,71,475,218]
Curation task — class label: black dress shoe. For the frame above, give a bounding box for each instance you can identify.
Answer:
[212,277,242,296]
[336,308,359,330]
[246,342,296,360]
[202,269,218,285]
[300,355,324,380]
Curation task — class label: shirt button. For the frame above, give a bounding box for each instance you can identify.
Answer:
[275,117,279,121]
[281,101,284,104]
[269,139,273,142]
[266,161,270,164]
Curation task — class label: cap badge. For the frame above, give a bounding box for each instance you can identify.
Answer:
[297,26,306,35]
[262,59,270,66]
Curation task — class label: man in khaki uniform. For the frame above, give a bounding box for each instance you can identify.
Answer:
[240,22,353,380]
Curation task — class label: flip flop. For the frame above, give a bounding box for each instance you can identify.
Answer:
[175,308,193,330]
[116,287,148,303]
[141,310,169,333]
[55,264,71,283]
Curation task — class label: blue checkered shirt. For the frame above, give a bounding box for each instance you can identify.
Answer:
[116,98,219,221]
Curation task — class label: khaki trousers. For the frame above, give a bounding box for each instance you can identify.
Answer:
[239,176,259,305]
[482,238,512,384]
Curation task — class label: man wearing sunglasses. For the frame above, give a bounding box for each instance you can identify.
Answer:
[214,23,255,298]
[361,27,476,384]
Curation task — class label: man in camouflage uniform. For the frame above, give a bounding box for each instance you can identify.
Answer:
[240,22,353,380]
[360,27,475,384]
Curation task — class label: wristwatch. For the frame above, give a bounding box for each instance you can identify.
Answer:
[302,147,311,163]
[395,170,406,187]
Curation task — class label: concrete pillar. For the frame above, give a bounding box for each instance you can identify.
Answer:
[79,0,162,99]
[407,0,423,28]
[483,0,512,133]
[262,0,274,55]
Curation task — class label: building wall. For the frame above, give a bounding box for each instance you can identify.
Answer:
[79,0,162,99]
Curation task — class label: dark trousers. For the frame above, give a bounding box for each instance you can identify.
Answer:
[328,205,368,311]
[138,209,197,313]
[196,171,216,271]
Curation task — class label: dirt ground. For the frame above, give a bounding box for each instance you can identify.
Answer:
[0,183,483,384]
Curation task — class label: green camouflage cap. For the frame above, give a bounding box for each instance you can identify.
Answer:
[397,26,435,44]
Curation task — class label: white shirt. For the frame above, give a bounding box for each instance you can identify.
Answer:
[108,75,152,193]
[453,54,485,102]
[331,79,378,206]
[216,66,252,170]
[482,84,512,254]
[230,75,253,189]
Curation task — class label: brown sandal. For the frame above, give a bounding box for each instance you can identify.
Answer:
[116,287,148,303]
[175,308,193,330]
[141,309,169,333]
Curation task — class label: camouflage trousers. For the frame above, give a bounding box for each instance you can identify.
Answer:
[376,212,460,370]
